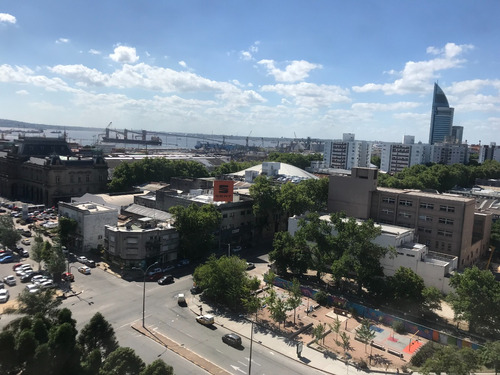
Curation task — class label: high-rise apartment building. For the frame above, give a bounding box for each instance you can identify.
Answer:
[379,142,430,174]
[323,134,372,170]
[429,83,454,145]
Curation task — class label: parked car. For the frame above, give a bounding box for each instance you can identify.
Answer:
[146,267,162,276]
[21,238,31,245]
[40,280,55,289]
[177,293,186,305]
[0,255,13,264]
[190,285,202,295]
[158,275,174,285]
[176,259,190,267]
[0,289,10,303]
[33,277,49,286]
[222,333,242,347]
[19,249,29,258]
[25,284,39,293]
[78,266,91,275]
[3,275,16,286]
[246,262,255,270]
[196,314,215,326]
[77,256,88,264]
[62,272,74,282]
[20,272,37,283]
[85,259,96,268]
[12,262,24,271]
[162,265,175,272]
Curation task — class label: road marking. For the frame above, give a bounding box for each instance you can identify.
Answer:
[230,365,246,374]
[237,361,247,367]
[245,357,261,366]
[216,349,223,354]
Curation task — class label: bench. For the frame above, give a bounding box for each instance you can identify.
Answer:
[387,348,403,358]
[333,307,349,316]
[370,341,385,351]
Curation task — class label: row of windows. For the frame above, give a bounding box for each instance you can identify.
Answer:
[381,198,457,214]
[437,229,453,237]
[55,175,104,183]
[438,218,454,225]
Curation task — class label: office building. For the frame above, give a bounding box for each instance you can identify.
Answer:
[323,134,372,170]
[429,83,454,145]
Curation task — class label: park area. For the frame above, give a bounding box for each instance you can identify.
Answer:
[255,286,426,371]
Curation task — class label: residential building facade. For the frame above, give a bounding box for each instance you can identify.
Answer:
[58,201,118,253]
[323,134,372,170]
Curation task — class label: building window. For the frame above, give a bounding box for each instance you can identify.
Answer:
[419,202,434,209]
[56,176,61,183]
[381,208,393,214]
[398,212,411,218]
[222,214,227,218]
[439,205,455,213]
[419,215,432,222]
[382,197,395,204]
[399,200,413,206]
[437,230,453,237]
[439,218,454,225]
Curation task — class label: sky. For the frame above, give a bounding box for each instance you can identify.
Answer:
[1,1,500,144]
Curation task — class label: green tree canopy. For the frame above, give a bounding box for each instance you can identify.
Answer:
[447,266,500,335]
[78,312,119,359]
[0,215,21,249]
[267,152,322,170]
[170,203,221,260]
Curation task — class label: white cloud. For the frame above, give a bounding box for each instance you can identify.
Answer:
[353,43,474,95]
[239,41,260,61]
[56,38,70,44]
[352,102,421,111]
[446,79,500,95]
[88,49,101,55]
[261,82,349,107]
[16,90,29,95]
[0,13,16,24]
[178,61,187,68]
[49,64,108,86]
[109,46,139,63]
[258,59,322,83]
[0,64,77,93]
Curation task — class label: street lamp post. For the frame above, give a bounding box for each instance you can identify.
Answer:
[240,315,254,375]
[227,243,231,257]
[134,262,158,328]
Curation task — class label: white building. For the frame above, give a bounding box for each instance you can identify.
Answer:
[380,142,431,173]
[288,215,457,294]
[430,143,469,165]
[323,134,372,170]
[478,142,500,164]
[59,201,119,253]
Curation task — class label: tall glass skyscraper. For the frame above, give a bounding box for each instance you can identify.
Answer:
[428,83,454,144]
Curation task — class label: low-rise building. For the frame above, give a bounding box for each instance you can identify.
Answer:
[58,201,119,253]
[104,217,179,268]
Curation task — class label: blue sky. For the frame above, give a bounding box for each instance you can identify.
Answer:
[1,1,499,144]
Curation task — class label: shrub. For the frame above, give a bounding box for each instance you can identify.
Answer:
[314,291,328,306]
[392,320,405,334]
[410,342,441,366]
[357,359,368,369]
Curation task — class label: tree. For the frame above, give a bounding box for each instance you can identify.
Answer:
[447,266,500,335]
[193,255,251,309]
[0,215,21,249]
[268,295,289,329]
[329,316,342,343]
[421,345,480,375]
[371,155,381,168]
[340,331,351,354]
[141,359,174,375]
[78,312,119,358]
[287,278,303,325]
[481,341,500,375]
[170,203,221,260]
[421,286,443,314]
[14,289,62,318]
[355,319,376,353]
[100,347,145,375]
[249,175,280,230]
[45,238,67,280]
[0,330,18,373]
[388,267,425,308]
[312,323,326,345]
[58,216,78,248]
[30,234,44,270]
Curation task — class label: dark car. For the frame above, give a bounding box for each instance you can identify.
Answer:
[190,285,202,294]
[222,333,242,347]
[157,275,174,285]
[20,271,37,283]
[0,255,13,264]
[20,249,29,258]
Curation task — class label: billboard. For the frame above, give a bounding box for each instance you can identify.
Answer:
[213,180,234,202]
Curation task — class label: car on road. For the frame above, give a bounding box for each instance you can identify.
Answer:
[196,314,215,326]
[77,256,88,264]
[246,262,255,270]
[3,275,16,286]
[85,259,96,268]
[190,285,202,295]
[62,272,74,282]
[78,266,91,275]
[0,289,10,303]
[25,284,39,293]
[158,275,174,285]
[177,293,186,305]
[162,265,175,272]
[222,333,242,347]
[21,238,31,246]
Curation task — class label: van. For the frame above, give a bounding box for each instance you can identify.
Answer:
[177,293,186,305]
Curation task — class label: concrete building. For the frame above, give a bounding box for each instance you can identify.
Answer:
[288,215,458,294]
[58,201,118,253]
[430,143,469,165]
[0,136,108,206]
[478,142,500,163]
[104,217,179,268]
[328,168,492,269]
[323,134,372,170]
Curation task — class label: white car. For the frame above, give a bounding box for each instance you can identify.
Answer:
[16,267,33,276]
[21,238,31,245]
[77,256,88,264]
[25,284,39,293]
[33,276,49,285]
[78,266,91,275]
[0,289,9,303]
[40,280,55,289]
[3,275,16,286]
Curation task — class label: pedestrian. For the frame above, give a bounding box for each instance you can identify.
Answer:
[396,368,400,375]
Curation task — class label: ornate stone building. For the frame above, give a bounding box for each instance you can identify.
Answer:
[0,136,108,206]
